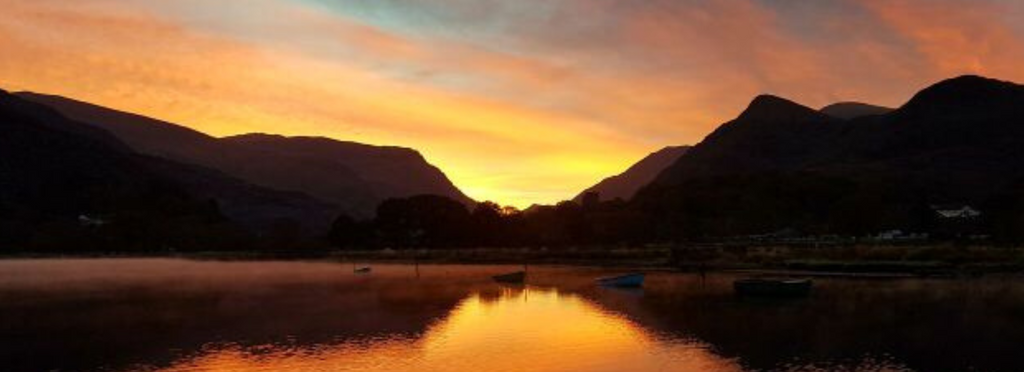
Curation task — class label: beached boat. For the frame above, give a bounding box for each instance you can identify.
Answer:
[734,278,812,297]
[596,273,645,287]
[492,270,526,283]
[354,266,372,274]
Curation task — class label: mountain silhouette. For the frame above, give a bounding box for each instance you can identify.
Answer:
[0,89,216,248]
[653,94,841,184]
[0,88,174,217]
[11,74,1024,247]
[638,75,1024,237]
[16,93,473,217]
[574,146,689,202]
[820,102,893,120]
[0,90,339,244]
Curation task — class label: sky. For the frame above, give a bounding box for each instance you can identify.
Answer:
[3,0,1024,207]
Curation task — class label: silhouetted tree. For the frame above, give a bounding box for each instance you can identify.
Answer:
[580,191,600,210]
[328,214,370,249]
[263,218,303,250]
[374,195,471,248]
[471,201,505,246]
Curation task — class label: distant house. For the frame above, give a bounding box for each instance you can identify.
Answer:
[78,214,108,227]
[871,230,929,241]
[931,204,981,219]
[875,229,903,240]
[930,204,983,239]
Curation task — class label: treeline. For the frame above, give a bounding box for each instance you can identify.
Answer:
[10,188,1024,254]
[328,194,652,249]
[0,205,314,254]
[328,187,1024,250]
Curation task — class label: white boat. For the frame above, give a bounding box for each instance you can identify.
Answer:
[734,278,812,297]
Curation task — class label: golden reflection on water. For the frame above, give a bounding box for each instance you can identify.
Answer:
[152,287,742,372]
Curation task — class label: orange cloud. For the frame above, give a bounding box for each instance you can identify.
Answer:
[862,0,1024,82]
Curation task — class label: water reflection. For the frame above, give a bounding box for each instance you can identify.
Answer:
[1,259,1022,372]
[153,287,741,372]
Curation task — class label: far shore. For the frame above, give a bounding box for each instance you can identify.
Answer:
[3,243,1024,277]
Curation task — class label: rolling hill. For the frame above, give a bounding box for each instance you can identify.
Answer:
[819,102,893,120]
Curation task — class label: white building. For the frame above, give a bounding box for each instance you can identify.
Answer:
[931,205,981,219]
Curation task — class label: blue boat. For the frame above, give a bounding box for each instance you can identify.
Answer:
[596,273,645,287]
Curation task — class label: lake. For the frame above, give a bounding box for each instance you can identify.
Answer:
[1,259,1022,372]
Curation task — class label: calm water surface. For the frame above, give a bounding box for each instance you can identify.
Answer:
[1,259,1023,372]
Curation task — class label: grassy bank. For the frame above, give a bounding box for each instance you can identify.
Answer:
[4,244,1024,275]
[324,243,1024,275]
[670,243,1024,275]
[327,246,674,267]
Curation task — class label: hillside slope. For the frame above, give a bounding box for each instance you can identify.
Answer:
[574,146,690,202]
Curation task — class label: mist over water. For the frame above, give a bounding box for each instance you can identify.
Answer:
[1,259,1022,372]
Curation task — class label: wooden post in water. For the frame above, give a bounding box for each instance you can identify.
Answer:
[524,262,529,283]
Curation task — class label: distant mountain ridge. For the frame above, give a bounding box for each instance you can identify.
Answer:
[16,93,473,217]
[574,146,690,202]
[820,102,893,120]
[638,75,1024,237]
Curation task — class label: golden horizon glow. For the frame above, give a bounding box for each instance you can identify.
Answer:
[4,0,1024,207]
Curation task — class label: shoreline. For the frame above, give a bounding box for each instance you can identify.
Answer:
[3,244,1024,278]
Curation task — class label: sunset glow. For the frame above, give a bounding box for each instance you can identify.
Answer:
[4,0,1024,206]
